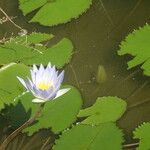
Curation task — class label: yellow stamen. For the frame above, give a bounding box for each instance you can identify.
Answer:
[37,82,53,90]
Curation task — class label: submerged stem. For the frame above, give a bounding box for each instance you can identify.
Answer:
[0,103,45,150]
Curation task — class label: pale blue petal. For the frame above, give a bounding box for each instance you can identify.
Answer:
[53,70,64,87]
[47,62,51,69]
[46,81,63,100]
[17,76,27,89]
[47,91,57,100]
[32,86,43,99]
[51,66,57,79]
[17,76,33,92]
[39,64,44,70]
[57,70,64,83]
[54,88,70,99]
[42,88,55,99]
[43,86,57,100]
[33,64,38,73]
[32,86,53,100]
[36,64,45,84]
[30,70,36,84]
[18,63,65,102]
[27,77,34,87]
[46,65,58,83]
[27,82,34,91]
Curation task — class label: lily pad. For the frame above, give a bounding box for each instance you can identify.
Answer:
[0,32,74,68]
[134,122,150,150]
[53,123,124,150]
[19,0,92,26]
[78,96,127,125]
[0,63,30,110]
[118,24,150,76]
[9,85,83,134]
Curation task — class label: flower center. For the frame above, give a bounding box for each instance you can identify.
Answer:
[37,82,53,90]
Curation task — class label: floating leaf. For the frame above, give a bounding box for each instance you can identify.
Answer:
[0,63,30,110]
[26,38,74,68]
[0,32,74,68]
[133,122,150,150]
[19,0,92,26]
[53,123,124,150]
[78,96,127,125]
[13,32,54,44]
[11,85,82,135]
[118,24,150,76]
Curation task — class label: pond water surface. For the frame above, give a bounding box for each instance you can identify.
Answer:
[0,0,150,149]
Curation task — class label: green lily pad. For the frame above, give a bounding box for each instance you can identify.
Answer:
[0,63,30,110]
[78,96,127,125]
[0,32,74,68]
[9,85,83,134]
[53,123,124,150]
[118,24,150,76]
[19,0,92,26]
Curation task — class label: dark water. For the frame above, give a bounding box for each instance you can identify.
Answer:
[0,0,150,149]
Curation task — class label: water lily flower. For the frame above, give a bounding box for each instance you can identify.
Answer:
[17,63,70,103]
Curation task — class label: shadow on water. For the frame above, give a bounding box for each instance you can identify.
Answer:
[0,0,150,148]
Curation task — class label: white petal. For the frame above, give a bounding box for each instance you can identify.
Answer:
[32,98,45,103]
[39,64,45,72]
[57,70,65,83]
[54,88,70,99]
[36,65,44,85]
[17,76,27,89]
[47,62,51,68]
[33,64,38,73]
[30,70,36,84]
